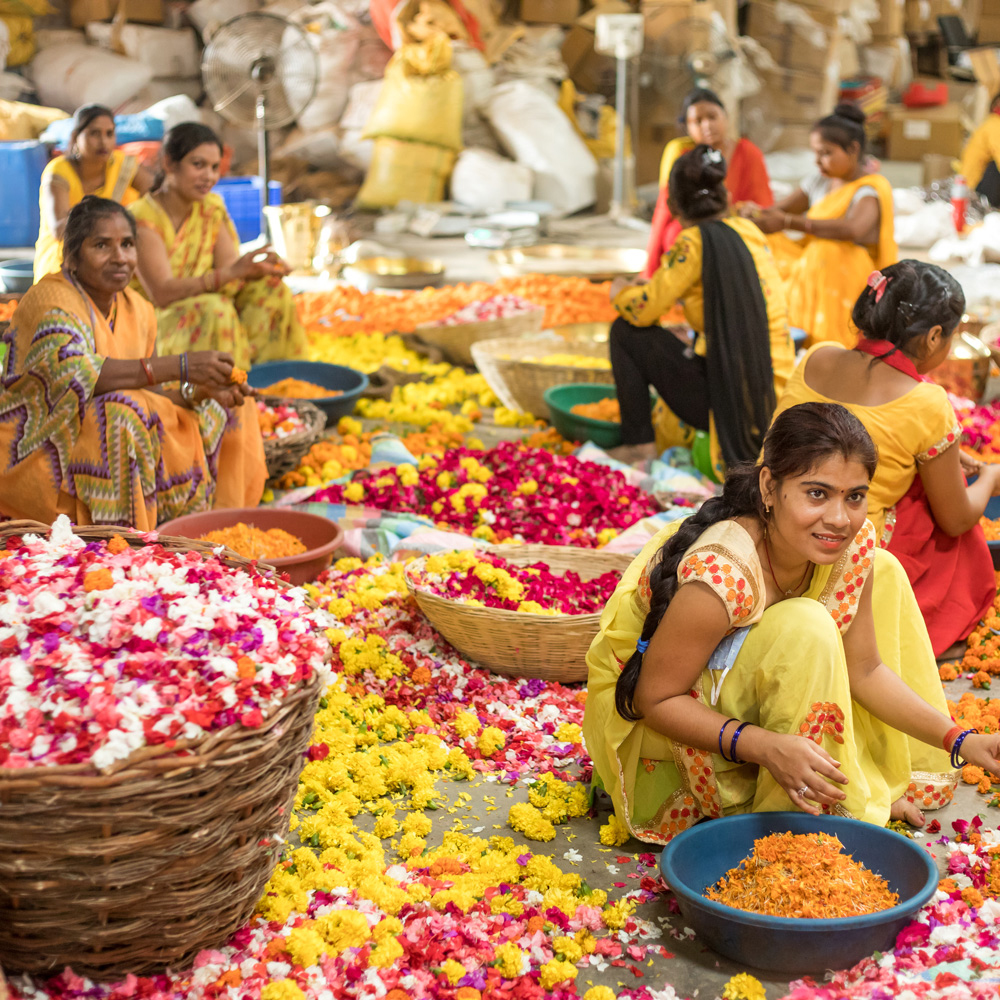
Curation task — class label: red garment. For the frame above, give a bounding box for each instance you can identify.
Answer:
[643,137,773,279]
[886,476,995,656]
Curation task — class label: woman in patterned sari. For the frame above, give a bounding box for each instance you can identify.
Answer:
[0,197,266,530]
[131,123,306,370]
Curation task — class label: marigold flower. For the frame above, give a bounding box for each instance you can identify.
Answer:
[83,568,114,592]
[508,801,555,841]
[599,812,631,846]
[722,973,768,1000]
[538,958,578,988]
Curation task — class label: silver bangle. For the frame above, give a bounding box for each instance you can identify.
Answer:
[180,381,196,405]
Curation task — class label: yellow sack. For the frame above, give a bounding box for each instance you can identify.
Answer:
[362,37,463,151]
[0,0,51,15]
[0,98,68,140]
[558,80,627,162]
[356,137,457,209]
[1,14,35,66]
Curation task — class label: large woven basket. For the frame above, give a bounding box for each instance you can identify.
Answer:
[0,521,324,980]
[404,544,632,683]
[471,336,612,416]
[258,394,327,482]
[415,307,546,366]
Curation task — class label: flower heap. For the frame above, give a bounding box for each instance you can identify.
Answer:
[0,517,330,771]
[957,397,1000,460]
[409,550,621,615]
[317,442,656,547]
[258,399,309,440]
[427,295,540,327]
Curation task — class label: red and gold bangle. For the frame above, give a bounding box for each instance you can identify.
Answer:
[943,725,964,752]
[140,358,155,386]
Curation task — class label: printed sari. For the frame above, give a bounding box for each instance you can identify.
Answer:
[130,192,306,370]
[0,273,266,530]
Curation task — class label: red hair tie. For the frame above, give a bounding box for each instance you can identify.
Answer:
[867,270,890,302]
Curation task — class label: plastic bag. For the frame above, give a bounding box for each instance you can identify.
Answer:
[356,136,457,209]
[363,36,464,150]
[484,80,596,215]
[450,147,532,212]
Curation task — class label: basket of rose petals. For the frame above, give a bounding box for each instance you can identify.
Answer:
[404,545,631,682]
[0,518,332,979]
[414,295,546,366]
[256,394,327,481]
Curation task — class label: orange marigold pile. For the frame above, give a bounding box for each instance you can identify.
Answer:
[981,516,1000,541]
[571,398,621,422]
[198,523,306,560]
[264,377,340,399]
[705,831,899,918]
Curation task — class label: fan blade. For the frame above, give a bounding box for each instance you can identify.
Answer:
[211,76,254,116]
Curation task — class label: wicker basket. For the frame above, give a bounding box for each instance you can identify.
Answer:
[471,336,611,416]
[415,307,546,366]
[0,521,324,980]
[258,394,327,482]
[404,544,632,683]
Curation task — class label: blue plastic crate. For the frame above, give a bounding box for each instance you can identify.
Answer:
[0,141,48,248]
[213,177,282,243]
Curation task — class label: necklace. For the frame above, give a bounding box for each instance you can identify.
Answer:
[763,530,811,598]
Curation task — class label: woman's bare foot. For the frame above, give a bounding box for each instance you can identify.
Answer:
[606,442,658,466]
[890,796,926,827]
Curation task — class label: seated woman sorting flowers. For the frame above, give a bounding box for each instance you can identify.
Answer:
[584,402,1000,845]
[0,196,266,530]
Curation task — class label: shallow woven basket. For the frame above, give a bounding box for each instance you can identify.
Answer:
[404,544,632,683]
[0,521,324,980]
[415,307,546,366]
[471,336,611,416]
[258,394,327,482]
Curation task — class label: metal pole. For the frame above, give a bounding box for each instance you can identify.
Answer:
[257,93,269,241]
[612,48,627,219]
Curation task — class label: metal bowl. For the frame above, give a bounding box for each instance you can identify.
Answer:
[0,259,34,294]
[342,256,446,292]
[490,244,647,282]
[932,331,992,402]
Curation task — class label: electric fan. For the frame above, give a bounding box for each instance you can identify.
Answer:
[202,12,319,233]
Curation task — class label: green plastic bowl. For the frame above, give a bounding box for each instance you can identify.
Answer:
[544,383,653,449]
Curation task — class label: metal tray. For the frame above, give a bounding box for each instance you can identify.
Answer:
[342,256,446,292]
[490,244,647,282]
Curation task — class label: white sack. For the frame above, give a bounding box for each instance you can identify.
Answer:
[895,201,955,250]
[116,80,205,116]
[339,80,383,132]
[188,0,261,39]
[451,147,533,212]
[85,24,201,79]
[30,44,154,114]
[484,80,596,215]
[34,29,84,51]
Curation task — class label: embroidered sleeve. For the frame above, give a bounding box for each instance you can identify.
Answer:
[916,424,961,463]
[819,520,876,632]
[614,230,702,327]
[677,548,757,626]
[915,389,962,463]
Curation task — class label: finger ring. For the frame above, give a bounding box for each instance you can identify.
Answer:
[796,786,809,797]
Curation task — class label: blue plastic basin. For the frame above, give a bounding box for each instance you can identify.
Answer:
[247,360,368,422]
[659,812,938,974]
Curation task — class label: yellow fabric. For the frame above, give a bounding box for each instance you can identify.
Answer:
[658,136,695,189]
[34,152,141,282]
[770,173,898,348]
[960,114,1000,192]
[130,192,307,370]
[0,273,266,530]
[1,14,34,65]
[0,98,67,141]
[582,516,956,845]
[773,344,962,538]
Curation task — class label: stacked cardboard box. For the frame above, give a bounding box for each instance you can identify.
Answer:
[982,0,1000,43]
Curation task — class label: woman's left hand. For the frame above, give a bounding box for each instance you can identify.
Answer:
[749,208,788,234]
[957,733,1000,775]
[610,276,641,301]
[960,450,983,477]
[200,382,253,409]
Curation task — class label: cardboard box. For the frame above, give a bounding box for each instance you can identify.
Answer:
[872,0,905,38]
[904,0,967,33]
[519,0,580,26]
[561,0,630,96]
[981,13,1000,43]
[887,101,964,160]
[70,0,163,26]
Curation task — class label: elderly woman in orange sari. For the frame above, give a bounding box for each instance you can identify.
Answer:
[0,197,266,530]
[131,122,306,370]
[739,104,897,347]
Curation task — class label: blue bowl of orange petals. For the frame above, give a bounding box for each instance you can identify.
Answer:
[659,812,938,973]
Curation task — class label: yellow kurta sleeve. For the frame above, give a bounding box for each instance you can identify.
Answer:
[960,116,1000,191]
[913,385,961,463]
[658,136,695,189]
[614,228,703,327]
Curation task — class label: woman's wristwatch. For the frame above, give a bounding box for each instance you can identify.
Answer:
[180,381,196,406]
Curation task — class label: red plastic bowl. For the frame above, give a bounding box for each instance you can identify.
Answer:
[156,507,344,586]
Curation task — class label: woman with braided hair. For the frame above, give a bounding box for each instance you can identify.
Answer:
[583,402,1000,845]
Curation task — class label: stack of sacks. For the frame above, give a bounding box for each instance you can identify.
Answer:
[356,33,464,208]
[0,0,47,70]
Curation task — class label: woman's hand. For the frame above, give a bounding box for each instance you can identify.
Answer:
[609,276,641,300]
[199,381,253,409]
[755,731,849,816]
[184,350,235,388]
[958,733,1000,775]
[960,450,983,478]
[734,201,761,219]
[748,207,788,234]
[224,247,291,283]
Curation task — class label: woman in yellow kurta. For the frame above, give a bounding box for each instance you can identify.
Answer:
[583,402,998,847]
[609,145,794,478]
[35,104,154,282]
[960,93,1000,207]
[1,196,266,530]
[773,260,997,655]
[739,104,898,348]
[131,123,306,370]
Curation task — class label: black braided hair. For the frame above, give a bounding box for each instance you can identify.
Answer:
[667,143,729,222]
[813,102,867,156]
[63,196,137,270]
[613,401,877,722]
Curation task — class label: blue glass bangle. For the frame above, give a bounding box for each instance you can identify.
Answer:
[729,721,752,765]
[951,728,977,769]
[718,718,739,762]
[636,638,649,654]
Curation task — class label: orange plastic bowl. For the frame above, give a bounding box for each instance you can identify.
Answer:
[156,507,344,586]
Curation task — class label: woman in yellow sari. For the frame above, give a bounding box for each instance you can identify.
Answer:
[738,104,898,348]
[0,197,266,530]
[35,104,154,282]
[131,123,306,370]
[583,403,998,846]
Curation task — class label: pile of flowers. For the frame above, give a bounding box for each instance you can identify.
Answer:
[314,441,657,546]
[958,397,1000,460]
[309,329,453,377]
[571,398,620,423]
[0,517,330,771]
[257,399,309,439]
[408,550,622,614]
[426,294,540,326]
[263,378,341,400]
[982,516,1000,541]
[198,523,306,561]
